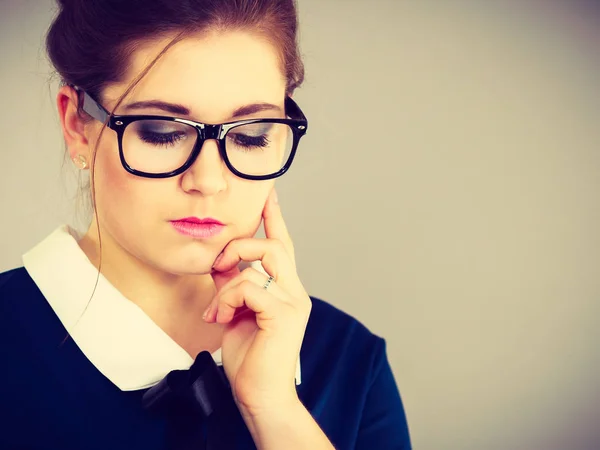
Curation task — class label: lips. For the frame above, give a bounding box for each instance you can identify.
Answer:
[173,217,224,225]
[170,218,225,239]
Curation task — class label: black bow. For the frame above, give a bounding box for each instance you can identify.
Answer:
[142,351,240,450]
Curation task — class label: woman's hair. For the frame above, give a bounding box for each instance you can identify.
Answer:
[46,0,304,102]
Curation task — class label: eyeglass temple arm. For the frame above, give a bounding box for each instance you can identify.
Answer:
[71,85,110,124]
[72,85,304,130]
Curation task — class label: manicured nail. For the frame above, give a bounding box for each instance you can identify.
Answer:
[213,253,224,268]
[203,303,212,321]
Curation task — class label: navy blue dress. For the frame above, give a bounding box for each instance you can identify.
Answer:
[0,267,411,449]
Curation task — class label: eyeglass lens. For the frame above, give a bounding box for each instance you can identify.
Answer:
[122,120,294,176]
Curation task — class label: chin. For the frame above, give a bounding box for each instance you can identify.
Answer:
[148,245,217,276]
[162,261,214,277]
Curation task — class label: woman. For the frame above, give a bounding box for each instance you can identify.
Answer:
[0,0,411,448]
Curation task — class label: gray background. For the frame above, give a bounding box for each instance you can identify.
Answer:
[1,0,599,449]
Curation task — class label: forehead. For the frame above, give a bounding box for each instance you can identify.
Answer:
[104,31,287,122]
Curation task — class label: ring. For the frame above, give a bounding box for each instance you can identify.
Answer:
[262,275,275,290]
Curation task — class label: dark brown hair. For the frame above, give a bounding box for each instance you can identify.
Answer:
[46,0,304,101]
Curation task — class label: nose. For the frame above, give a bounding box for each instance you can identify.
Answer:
[180,139,227,195]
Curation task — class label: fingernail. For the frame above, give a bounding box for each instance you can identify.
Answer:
[213,252,224,268]
[272,189,278,204]
[203,303,212,321]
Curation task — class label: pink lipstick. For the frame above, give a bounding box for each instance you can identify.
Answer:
[170,217,225,239]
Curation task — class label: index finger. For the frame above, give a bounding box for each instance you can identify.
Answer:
[263,188,295,263]
[211,238,296,287]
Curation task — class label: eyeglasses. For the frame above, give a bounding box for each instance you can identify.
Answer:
[73,87,308,180]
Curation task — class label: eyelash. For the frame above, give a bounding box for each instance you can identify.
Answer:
[227,133,270,150]
[139,131,186,147]
[136,130,271,151]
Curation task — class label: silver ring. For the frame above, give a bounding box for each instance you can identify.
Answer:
[263,275,275,290]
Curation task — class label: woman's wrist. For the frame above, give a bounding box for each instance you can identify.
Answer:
[238,394,302,429]
[239,399,335,450]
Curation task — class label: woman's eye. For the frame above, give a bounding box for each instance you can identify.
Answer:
[228,133,270,149]
[138,131,185,146]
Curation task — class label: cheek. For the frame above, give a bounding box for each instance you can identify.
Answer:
[91,136,121,202]
[91,136,156,222]
[231,179,273,235]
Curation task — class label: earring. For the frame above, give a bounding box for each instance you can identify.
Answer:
[73,154,88,170]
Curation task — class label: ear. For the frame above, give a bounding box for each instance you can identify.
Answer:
[57,85,92,167]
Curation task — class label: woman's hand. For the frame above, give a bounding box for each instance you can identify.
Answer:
[204,188,312,418]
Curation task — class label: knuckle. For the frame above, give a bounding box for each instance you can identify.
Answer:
[269,238,286,254]
[216,292,230,307]
[242,266,264,285]
[239,279,256,294]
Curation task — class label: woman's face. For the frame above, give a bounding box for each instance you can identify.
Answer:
[79,31,287,275]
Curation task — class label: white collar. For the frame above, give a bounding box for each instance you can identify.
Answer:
[22,225,301,391]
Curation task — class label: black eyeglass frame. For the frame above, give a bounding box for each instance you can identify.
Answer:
[73,86,308,180]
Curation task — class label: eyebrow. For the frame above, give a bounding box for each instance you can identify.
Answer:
[121,100,283,119]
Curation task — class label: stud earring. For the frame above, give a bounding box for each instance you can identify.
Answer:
[73,154,88,170]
